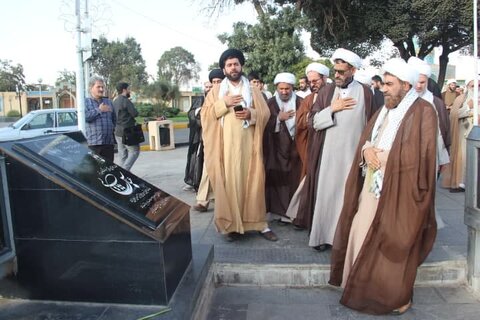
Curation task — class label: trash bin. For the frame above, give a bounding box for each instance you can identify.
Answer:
[465,126,480,293]
[149,120,175,151]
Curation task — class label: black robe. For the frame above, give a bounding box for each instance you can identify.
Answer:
[184,95,205,190]
[263,95,302,216]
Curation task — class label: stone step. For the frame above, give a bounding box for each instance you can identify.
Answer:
[213,259,466,287]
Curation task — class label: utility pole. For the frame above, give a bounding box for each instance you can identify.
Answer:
[38,78,43,110]
[473,0,478,126]
[75,0,86,133]
[15,84,23,117]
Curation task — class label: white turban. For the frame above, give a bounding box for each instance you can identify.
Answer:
[447,79,456,85]
[274,72,296,85]
[354,69,371,85]
[305,62,330,77]
[383,58,418,85]
[407,56,431,77]
[331,48,362,69]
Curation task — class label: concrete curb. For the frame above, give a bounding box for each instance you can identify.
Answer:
[213,259,467,287]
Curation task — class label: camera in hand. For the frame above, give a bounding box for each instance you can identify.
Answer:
[233,105,244,112]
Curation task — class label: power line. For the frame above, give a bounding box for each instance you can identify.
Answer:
[110,0,225,50]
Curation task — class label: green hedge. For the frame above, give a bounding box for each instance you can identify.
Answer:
[6,110,20,117]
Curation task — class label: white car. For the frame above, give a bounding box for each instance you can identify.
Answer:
[0,108,78,141]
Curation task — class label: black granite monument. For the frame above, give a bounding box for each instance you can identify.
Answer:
[0,133,192,305]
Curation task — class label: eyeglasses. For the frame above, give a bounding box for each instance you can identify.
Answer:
[309,78,322,84]
[334,69,350,75]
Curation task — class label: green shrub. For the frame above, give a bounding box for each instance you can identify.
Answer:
[136,104,153,117]
[7,110,20,117]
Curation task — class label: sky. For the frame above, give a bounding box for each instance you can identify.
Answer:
[2,0,476,89]
[1,0,261,87]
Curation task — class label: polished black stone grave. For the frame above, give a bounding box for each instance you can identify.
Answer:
[0,133,192,305]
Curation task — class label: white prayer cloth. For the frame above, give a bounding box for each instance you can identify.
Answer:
[274,92,297,137]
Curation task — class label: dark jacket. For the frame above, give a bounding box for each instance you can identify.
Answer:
[113,94,138,137]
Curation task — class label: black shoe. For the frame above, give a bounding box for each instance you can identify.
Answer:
[450,187,465,193]
[225,232,241,242]
[275,218,291,226]
[292,224,305,231]
[313,244,331,252]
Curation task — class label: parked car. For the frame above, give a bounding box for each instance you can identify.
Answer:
[0,108,78,141]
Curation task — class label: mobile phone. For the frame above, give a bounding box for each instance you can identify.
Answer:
[233,105,244,112]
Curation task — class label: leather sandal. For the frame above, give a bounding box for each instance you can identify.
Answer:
[391,300,412,316]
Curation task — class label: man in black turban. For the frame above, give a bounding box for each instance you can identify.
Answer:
[200,48,278,242]
[184,69,224,198]
[219,48,245,69]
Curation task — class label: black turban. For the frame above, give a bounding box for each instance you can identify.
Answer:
[208,69,225,83]
[219,48,245,69]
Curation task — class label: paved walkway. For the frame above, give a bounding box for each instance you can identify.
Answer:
[129,145,478,320]
[0,135,478,319]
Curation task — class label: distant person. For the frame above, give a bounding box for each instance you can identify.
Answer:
[263,72,302,220]
[248,71,268,102]
[260,79,273,99]
[330,58,437,315]
[85,76,116,162]
[183,79,214,192]
[295,48,374,251]
[201,48,277,242]
[295,76,311,98]
[442,79,459,110]
[442,78,476,192]
[191,69,225,212]
[113,82,140,171]
[371,75,384,113]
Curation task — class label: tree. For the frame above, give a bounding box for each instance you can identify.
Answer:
[0,59,26,92]
[55,69,76,88]
[157,47,200,86]
[217,5,306,84]
[282,0,476,85]
[206,0,477,85]
[91,36,148,97]
[143,80,180,104]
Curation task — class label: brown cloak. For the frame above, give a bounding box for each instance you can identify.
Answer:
[263,96,302,216]
[295,93,316,178]
[329,98,438,315]
[432,96,451,150]
[294,83,374,229]
[200,84,270,233]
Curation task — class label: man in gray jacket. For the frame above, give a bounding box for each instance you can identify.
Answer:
[113,82,140,170]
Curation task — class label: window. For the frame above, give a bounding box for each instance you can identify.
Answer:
[25,113,54,130]
[57,111,78,127]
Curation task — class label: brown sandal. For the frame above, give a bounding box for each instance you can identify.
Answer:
[391,300,412,316]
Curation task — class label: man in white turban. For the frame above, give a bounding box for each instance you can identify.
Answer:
[263,72,302,221]
[330,58,438,316]
[294,48,375,251]
[408,56,450,165]
[284,62,330,227]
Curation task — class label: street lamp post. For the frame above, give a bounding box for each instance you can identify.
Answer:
[15,84,23,117]
[38,78,43,110]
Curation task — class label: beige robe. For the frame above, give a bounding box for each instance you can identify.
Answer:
[442,93,473,188]
[200,84,270,233]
